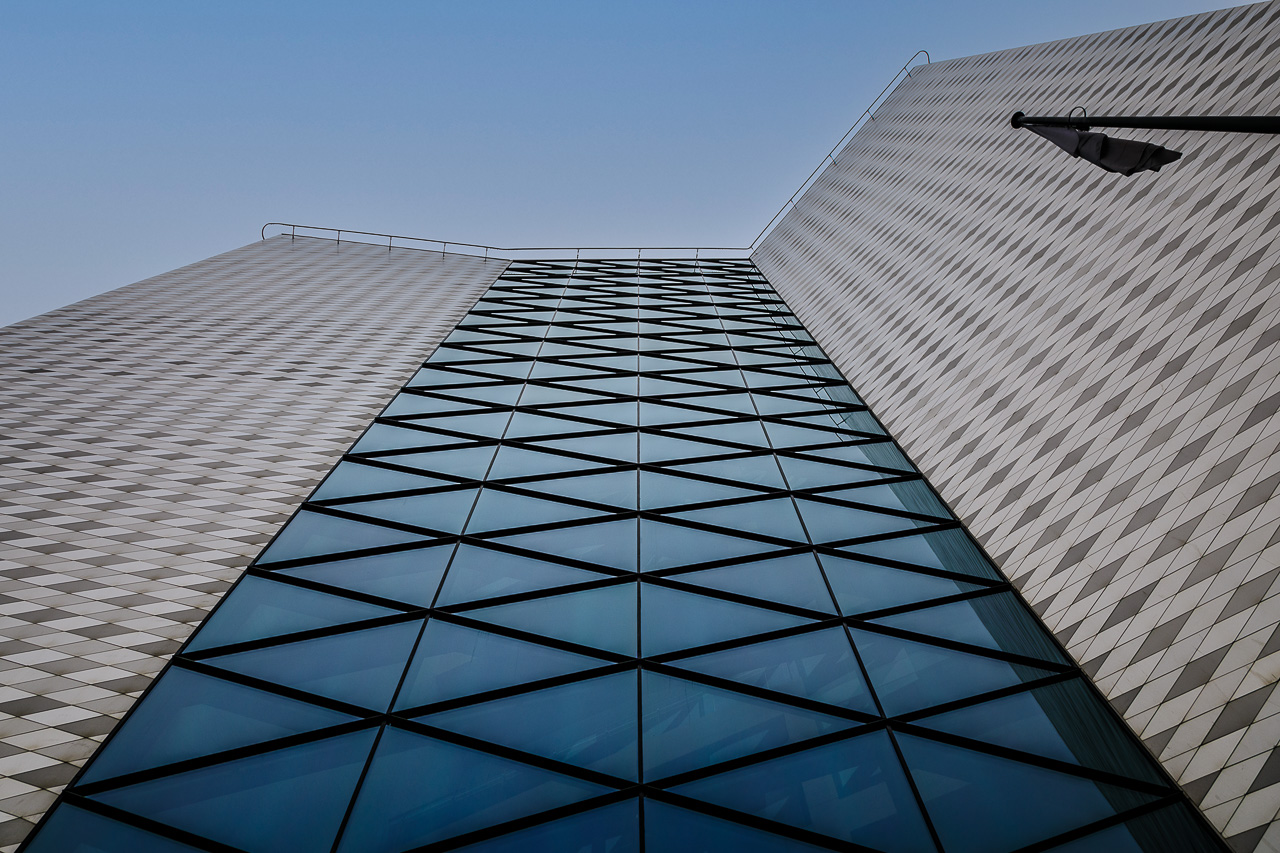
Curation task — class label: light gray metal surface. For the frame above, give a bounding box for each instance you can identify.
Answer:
[0,236,503,849]
[754,3,1280,849]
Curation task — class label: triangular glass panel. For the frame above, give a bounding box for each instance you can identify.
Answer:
[408,411,514,438]
[671,731,936,853]
[896,734,1160,853]
[187,576,399,652]
[275,544,454,606]
[642,800,833,853]
[506,411,611,438]
[640,519,779,571]
[670,498,807,543]
[351,423,462,454]
[488,445,607,479]
[639,402,724,426]
[311,462,449,502]
[436,544,608,605]
[530,432,638,463]
[869,592,1067,663]
[204,620,422,711]
[340,488,479,534]
[794,498,924,543]
[379,444,498,480]
[519,470,638,509]
[775,454,888,489]
[640,583,809,656]
[542,401,638,426]
[490,518,638,572]
[641,670,855,780]
[519,383,613,405]
[820,555,982,615]
[256,510,431,564]
[669,553,836,612]
[465,488,607,534]
[762,422,847,449]
[825,480,948,517]
[668,454,787,489]
[453,798,639,853]
[440,383,525,407]
[383,391,483,417]
[465,582,638,655]
[808,441,913,471]
[1038,803,1219,853]
[913,679,1165,785]
[672,627,875,713]
[79,667,355,785]
[640,432,733,463]
[336,726,610,853]
[22,804,210,853]
[421,671,640,780]
[395,619,605,709]
[674,419,770,447]
[848,628,1058,716]
[639,470,761,510]
[669,391,757,414]
[838,529,1001,580]
[92,729,377,853]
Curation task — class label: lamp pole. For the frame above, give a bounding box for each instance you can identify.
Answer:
[1010,112,1280,134]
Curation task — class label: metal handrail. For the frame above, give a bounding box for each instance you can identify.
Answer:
[747,49,930,248]
[261,223,751,259]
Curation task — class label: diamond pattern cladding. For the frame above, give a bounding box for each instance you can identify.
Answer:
[753,3,1280,850]
[22,258,1224,853]
[0,236,502,850]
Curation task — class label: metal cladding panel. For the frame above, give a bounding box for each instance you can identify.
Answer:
[0,235,503,849]
[754,2,1280,849]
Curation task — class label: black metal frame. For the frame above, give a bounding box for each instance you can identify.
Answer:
[1011,111,1280,135]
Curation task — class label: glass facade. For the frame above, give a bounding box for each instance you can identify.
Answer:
[21,258,1225,852]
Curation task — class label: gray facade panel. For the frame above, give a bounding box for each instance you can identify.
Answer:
[0,236,503,848]
[754,3,1280,848]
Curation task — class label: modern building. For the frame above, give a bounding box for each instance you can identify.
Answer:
[3,2,1280,851]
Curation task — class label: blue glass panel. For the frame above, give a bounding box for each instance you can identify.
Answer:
[414,411,514,437]
[422,672,639,780]
[820,555,981,614]
[808,441,912,471]
[92,729,377,853]
[491,519,638,572]
[849,628,1058,715]
[916,679,1165,784]
[673,627,875,713]
[395,619,605,709]
[670,553,836,612]
[840,529,1001,580]
[793,499,924,543]
[439,383,525,406]
[543,401,638,426]
[640,432,732,463]
[640,520,779,571]
[640,402,725,425]
[668,454,787,488]
[870,592,1067,663]
[22,803,207,853]
[672,498,807,543]
[639,470,758,509]
[381,392,483,417]
[506,412,611,437]
[466,582,638,655]
[340,488,478,534]
[640,584,808,656]
[453,798,640,853]
[519,470,639,509]
[643,800,833,852]
[379,445,498,480]
[531,433,638,462]
[80,667,354,784]
[488,445,607,479]
[351,423,458,453]
[519,384,612,405]
[674,419,770,447]
[436,544,606,605]
[896,734,1158,853]
[762,422,847,448]
[666,392,757,414]
[276,544,453,606]
[256,511,430,564]
[825,481,948,517]
[187,576,397,652]
[311,462,448,501]
[336,727,609,853]
[671,731,936,853]
[1043,803,1221,853]
[205,620,422,710]
[465,488,606,533]
[775,455,886,489]
[641,671,853,779]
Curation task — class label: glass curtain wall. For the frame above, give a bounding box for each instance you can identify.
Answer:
[21,258,1225,853]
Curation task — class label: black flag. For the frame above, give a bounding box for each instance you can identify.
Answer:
[1026,123,1182,175]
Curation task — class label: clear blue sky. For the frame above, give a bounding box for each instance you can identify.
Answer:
[0,0,1241,325]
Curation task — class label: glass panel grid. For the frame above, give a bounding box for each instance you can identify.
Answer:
[22,258,1225,853]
